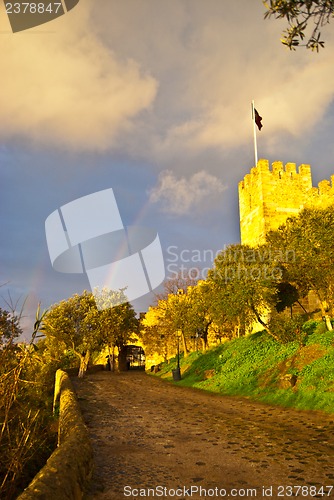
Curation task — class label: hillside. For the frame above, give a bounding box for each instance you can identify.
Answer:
[151,323,334,413]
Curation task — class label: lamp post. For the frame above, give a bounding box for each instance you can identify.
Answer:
[172,288,186,381]
[176,329,181,370]
[172,329,182,381]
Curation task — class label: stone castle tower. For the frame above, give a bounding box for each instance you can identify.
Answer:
[238,159,334,246]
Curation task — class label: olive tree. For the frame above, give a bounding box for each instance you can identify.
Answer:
[42,291,102,377]
[264,0,334,50]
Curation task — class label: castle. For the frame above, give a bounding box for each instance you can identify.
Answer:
[238,159,334,246]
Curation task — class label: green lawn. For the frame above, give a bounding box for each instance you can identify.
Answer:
[151,327,334,413]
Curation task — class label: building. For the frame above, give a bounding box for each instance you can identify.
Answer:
[238,159,334,246]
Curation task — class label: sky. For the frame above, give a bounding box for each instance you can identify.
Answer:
[1,0,334,338]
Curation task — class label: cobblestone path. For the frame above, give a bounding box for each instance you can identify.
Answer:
[73,371,334,500]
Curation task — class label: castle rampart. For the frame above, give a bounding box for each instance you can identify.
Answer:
[239,159,334,246]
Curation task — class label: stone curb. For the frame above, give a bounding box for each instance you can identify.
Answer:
[18,369,93,500]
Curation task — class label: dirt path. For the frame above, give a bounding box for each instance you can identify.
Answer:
[73,371,334,500]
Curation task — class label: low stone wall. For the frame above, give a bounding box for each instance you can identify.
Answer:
[18,370,93,500]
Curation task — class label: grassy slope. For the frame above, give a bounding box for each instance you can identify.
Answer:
[152,328,334,413]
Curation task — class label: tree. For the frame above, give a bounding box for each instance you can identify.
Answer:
[142,293,191,359]
[275,281,300,314]
[165,290,192,358]
[90,287,139,371]
[42,291,102,377]
[178,281,214,351]
[267,206,334,330]
[208,244,282,341]
[98,301,138,371]
[141,302,171,362]
[144,274,200,360]
[154,272,198,302]
[263,0,334,50]
[142,286,201,361]
[0,308,22,345]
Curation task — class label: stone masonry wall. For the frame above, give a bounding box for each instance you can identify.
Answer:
[17,370,93,500]
[239,159,334,246]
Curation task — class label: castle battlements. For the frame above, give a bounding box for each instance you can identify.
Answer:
[239,159,334,246]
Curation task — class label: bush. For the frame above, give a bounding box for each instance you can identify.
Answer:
[314,321,328,335]
[0,342,58,500]
[0,305,60,500]
[302,319,319,336]
[269,313,307,344]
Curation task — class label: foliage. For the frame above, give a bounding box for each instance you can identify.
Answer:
[42,291,103,378]
[208,244,282,340]
[98,300,139,371]
[0,288,140,496]
[301,319,319,336]
[92,287,128,311]
[42,290,138,375]
[182,281,214,350]
[152,326,334,413]
[306,326,334,346]
[141,278,216,361]
[141,293,191,359]
[297,350,334,396]
[0,306,57,499]
[154,270,199,301]
[98,301,138,350]
[267,206,334,329]
[0,307,22,344]
[269,312,308,344]
[141,300,171,360]
[145,206,334,361]
[263,0,334,50]
[275,281,299,312]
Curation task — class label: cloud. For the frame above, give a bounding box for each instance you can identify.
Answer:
[2,0,334,161]
[148,170,227,215]
[155,31,334,159]
[0,1,158,151]
[91,1,334,162]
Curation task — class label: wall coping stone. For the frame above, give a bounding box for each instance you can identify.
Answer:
[18,370,93,500]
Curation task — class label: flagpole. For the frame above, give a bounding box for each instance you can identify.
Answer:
[251,100,258,167]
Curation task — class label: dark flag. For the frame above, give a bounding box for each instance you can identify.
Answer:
[254,109,263,131]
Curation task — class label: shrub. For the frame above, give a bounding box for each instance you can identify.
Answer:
[0,308,59,499]
[0,342,58,499]
[269,313,307,344]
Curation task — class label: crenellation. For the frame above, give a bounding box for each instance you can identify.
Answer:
[258,158,270,172]
[272,161,283,175]
[281,169,293,179]
[285,162,296,174]
[298,164,312,190]
[299,164,311,175]
[239,159,334,246]
[243,173,251,189]
[318,179,331,194]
